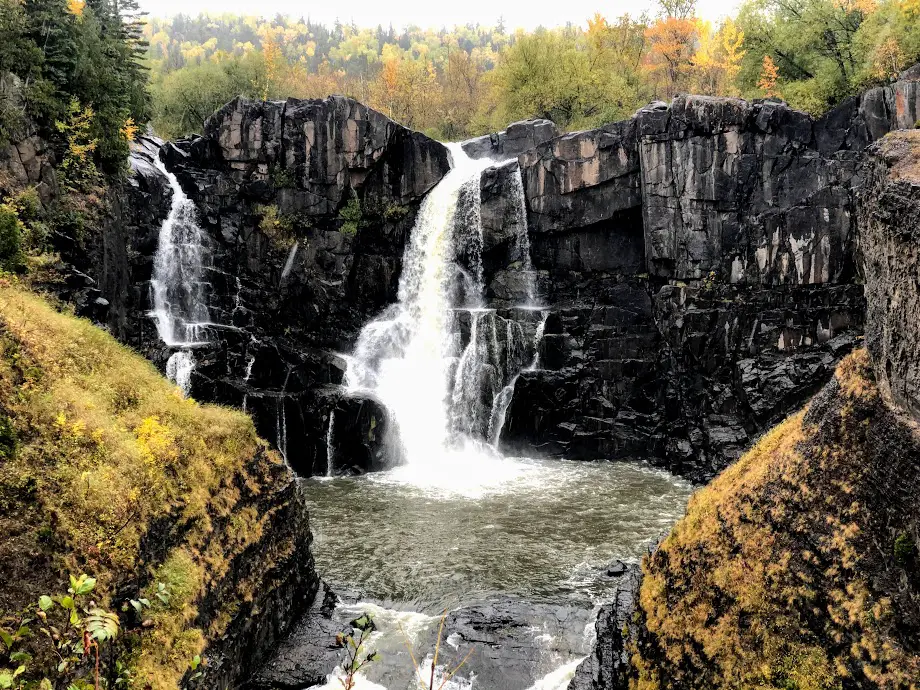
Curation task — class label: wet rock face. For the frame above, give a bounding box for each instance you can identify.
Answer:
[462,118,559,161]
[96,97,450,476]
[499,68,920,480]
[859,130,920,419]
[80,67,919,482]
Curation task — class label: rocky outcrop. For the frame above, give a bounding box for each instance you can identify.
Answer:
[0,285,319,690]
[500,68,920,479]
[623,350,920,688]
[462,118,559,161]
[91,97,451,477]
[859,129,920,420]
[70,68,920,482]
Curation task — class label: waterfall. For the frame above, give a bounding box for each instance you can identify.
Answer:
[509,167,537,306]
[345,144,545,472]
[150,157,214,394]
[326,410,336,476]
[488,310,550,448]
[346,145,497,467]
[165,351,195,397]
[280,241,299,283]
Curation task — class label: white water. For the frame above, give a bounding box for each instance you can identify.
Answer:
[508,165,537,306]
[165,351,195,397]
[150,157,214,394]
[488,310,549,447]
[345,144,498,473]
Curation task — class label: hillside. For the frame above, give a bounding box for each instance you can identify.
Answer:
[630,348,920,688]
[0,283,317,688]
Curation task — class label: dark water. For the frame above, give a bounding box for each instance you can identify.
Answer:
[303,455,694,612]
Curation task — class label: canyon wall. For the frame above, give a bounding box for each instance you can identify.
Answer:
[74,67,920,481]
[572,123,920,690]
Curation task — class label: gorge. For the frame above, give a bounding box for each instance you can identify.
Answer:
[3,59,920,690]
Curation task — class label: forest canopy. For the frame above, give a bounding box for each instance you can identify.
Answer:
[144,0,920,141]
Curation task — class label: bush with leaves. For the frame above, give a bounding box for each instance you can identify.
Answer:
[0,575,119,690]
[0,204,24,272]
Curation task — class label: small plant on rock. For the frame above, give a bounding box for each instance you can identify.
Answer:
[335,614,380,690]
[0,574,120,690]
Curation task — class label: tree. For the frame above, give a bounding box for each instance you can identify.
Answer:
[757,54,781,96]
[645,16,700,98]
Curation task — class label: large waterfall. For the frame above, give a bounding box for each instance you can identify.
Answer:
[150,158,214,395]
[345,144,541,475]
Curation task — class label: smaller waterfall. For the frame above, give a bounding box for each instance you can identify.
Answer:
[280,241,299,283]
[509,167,537,305]
[326,410,336,477]
[275,366,293,466]
[165,351,195,397]
[150,157,214,394]
[527,310,549,371]
[488,310,550,448]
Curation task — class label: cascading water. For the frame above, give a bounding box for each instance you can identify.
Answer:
[488,309,549,447]
[508,165,537,306]
[150,157,214,395]
[345,144,499,471]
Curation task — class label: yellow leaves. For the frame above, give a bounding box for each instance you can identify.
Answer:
[121,118,138,144]
[134,415,179,468]
[758,54,781,98]
[66,0,85,16]
[871,37,905,81]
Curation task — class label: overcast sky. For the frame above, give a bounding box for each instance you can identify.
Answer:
[138,0,741,30]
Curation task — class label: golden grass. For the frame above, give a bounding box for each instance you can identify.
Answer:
[0,283,287,688]
[632,349,920,689]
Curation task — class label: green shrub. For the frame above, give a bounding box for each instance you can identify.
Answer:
[383,203,409,222]
[894,532,916,566]
[0,205,24,272]
[339,197,362,235]
[270,166,296,189]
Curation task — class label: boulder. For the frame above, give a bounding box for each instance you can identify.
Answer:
[462,118,559,160]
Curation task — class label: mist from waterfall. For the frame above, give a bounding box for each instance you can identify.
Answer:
[345,145,543,480]
[150,157,214,395]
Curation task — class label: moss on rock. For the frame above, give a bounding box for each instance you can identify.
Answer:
[0,283,316,689]
[632,349,920,689]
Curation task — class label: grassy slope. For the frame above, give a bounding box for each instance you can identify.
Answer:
[0,283,295,688]
[633,350,920,689]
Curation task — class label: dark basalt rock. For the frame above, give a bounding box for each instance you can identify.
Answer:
[569,567,641,690]
[327,393,393,475]
[462,118,559,160]
[253,596,600,690]
[859,130,920,419]
[71,67,920,485]
[88,97,451,476]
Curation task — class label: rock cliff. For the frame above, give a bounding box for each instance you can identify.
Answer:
[68,68,920,483]
[502,69,920,479]
[0,285,318,689]
[570,99,920,690]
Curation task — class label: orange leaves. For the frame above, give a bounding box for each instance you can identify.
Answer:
[644,16,700,96]
[758,54,781,98]
[66,0,85,16]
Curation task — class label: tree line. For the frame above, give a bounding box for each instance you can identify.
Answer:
[146,0,920,142]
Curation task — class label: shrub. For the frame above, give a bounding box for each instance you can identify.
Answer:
[270,166,296,189]
[0,205,24,272]
[339,197,362,235]
[894,532,916,567]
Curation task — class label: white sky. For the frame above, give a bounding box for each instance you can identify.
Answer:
[138,0,741,30]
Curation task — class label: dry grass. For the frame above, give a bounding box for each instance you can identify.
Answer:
[0,282,287,688]
[632,349,920,689]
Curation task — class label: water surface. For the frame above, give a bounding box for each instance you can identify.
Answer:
[304,455,694,612]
